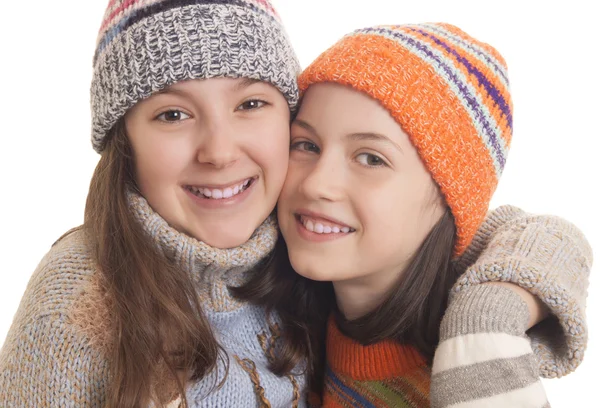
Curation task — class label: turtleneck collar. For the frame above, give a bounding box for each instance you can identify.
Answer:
[128,192,279,313]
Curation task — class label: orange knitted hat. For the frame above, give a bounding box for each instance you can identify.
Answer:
[298,23,512,256]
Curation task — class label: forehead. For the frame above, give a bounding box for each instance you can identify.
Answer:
[295,83,408,143]
[298,83,396,127]
[159,77,266,95]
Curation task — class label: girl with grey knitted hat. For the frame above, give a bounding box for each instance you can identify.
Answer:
[2,1,304,407]
[0,2,592,408]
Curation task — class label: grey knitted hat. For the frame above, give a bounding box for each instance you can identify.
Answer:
[91,0,301,153]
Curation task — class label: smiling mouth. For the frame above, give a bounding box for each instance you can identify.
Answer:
[295,214,356,234]
[185,177,256,200]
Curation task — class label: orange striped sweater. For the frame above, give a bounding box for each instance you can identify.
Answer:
[323,318,430,407]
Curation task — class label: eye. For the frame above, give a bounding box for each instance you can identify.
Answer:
[237,99,267,111]
[156,110,191,122]
[356,153,386,167]
[290,141,320,154]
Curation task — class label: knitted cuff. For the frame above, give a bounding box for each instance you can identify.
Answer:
[452,206,592,377]
[432,285,549,408]
[440,284,530,341]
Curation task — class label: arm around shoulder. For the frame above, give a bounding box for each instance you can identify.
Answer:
[453,205,593,377]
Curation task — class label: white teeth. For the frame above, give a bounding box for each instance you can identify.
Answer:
[300,216,353,234]
[188,178,252,200]
[306,220,315,232]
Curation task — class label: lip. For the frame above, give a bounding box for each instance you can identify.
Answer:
[184,177,257,210]
[294,209,354,229]
[293,212,355,243]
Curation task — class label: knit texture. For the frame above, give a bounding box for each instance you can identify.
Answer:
[451,205,592,378]
[0,193,305,407]
[428,205,592,406]
[323,317,431,408]
[431,285,549,407]
[91,0,301,152]
[298,22,512,256]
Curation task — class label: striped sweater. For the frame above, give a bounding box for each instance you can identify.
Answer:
[323,318,431,407]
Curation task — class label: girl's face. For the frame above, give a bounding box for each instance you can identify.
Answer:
[278,83,445,288]
[126,77,290,248]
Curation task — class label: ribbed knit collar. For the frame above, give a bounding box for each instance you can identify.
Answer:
[128,192,278,313]
[326,316,427,381]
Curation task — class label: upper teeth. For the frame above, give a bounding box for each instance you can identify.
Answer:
[300,216,353,234]
[189,179,251,200]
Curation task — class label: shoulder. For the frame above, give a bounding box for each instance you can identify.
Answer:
[11,227,114,352]
[15,227,95,319]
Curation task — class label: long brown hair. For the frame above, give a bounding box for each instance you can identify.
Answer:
[237,208,459,397]
[84,120,224,407]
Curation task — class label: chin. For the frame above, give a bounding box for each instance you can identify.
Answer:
[288,253,335,282]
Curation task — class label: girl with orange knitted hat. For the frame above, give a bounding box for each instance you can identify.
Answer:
[250,23,593,407]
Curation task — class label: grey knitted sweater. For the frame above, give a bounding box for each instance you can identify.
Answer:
[0,194,304,407]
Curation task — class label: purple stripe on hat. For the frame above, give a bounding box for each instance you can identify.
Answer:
[94,0,279,65]
[359,27,506,170]
[410,27,513,131]
[421,24,510,86]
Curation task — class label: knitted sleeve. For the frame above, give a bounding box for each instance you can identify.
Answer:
[430,206,591,407]
[0,313,110,407]
[452,205,592,377]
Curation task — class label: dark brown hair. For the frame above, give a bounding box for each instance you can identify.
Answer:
[84,120,225,407]
[237,208,459,397]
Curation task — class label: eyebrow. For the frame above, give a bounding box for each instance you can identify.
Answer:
[294,119,403,154]
[232,78,262,92]
[347,132,404,154]
[293,119,320,137]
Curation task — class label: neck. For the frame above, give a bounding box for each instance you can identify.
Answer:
[333,267,405,320]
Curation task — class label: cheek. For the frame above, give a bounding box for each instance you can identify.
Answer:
[279,160,308,202]
[248,119,290,182]
[357,181,431,246]
[130,134,193,194]
[136,144,186,181]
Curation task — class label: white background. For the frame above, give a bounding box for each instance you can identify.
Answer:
[0,1,598,405]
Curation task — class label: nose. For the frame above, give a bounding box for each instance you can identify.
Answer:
[195,118,240,168]
[297,152,346,202]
